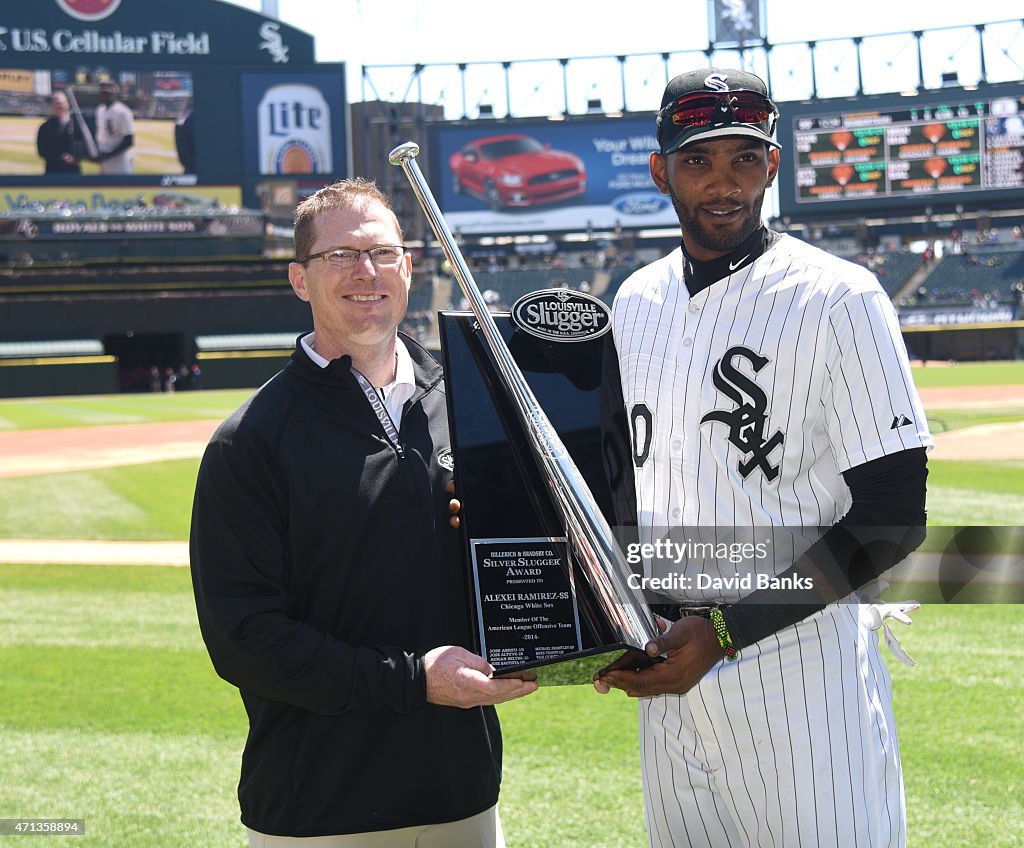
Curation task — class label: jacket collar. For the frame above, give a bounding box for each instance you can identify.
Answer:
[288,332,443,402]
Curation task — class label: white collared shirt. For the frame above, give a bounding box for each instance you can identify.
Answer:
[301,333,416,430]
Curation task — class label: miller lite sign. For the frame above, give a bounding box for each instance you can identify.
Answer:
[256,83,333,175]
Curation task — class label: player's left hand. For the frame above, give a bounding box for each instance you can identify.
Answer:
[594,616,724,697]
[445,479,461,530]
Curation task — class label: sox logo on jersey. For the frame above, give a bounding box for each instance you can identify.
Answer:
[700,345,784,481]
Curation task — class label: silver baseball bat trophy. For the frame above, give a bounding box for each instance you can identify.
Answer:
[389,141,659,678]
[65,87,99,160]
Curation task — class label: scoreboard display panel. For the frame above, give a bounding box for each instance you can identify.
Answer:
[0,0,347,211]
[777,82,1024,219]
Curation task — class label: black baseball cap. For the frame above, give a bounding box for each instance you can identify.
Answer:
[657,68,781,155]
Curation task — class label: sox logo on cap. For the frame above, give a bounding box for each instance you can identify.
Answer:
[703,72,730,92]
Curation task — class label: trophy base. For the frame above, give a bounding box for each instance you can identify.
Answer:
[494,643,660,686]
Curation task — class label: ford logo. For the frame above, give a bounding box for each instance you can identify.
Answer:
[510,289,612,343]
[612,193,671,215]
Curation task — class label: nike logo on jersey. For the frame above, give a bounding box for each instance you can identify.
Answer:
[700,346,785,481]
[890,414,913,429]
[728,254,750,271]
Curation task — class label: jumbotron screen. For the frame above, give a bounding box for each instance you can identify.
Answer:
[776,82,1024,219]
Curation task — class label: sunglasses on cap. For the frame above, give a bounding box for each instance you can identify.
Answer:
[658,89,778,135]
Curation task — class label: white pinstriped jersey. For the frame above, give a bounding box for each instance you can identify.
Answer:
[635,603,907,848]
[613,234,933,601]
[613,232,930,848]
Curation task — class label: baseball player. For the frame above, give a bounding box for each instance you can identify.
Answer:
[93,81,134,174]
[594,68,932,847]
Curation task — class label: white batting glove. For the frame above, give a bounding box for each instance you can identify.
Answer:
[863,601,920,667]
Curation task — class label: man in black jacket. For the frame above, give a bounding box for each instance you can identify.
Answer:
[36,91,80,174]
[190,178,536,847]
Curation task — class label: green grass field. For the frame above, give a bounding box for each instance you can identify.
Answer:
[0,390,247,431]
[926,406,1024,434]
[0,454,1016,542]
[0,360,1018,429]
[0,564,1019,847]
[0,370,1021,846]
[909,359,1024,388]
[0,378,1020,536]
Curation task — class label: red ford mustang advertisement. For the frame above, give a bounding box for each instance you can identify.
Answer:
[449,133,587,210]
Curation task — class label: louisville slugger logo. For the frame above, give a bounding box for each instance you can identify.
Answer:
[510,289,611,343]
[700,346,784,481]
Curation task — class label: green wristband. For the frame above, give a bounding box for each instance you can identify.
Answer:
[709,607,740,662]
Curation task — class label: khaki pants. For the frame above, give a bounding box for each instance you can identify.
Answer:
[247,805,504,848]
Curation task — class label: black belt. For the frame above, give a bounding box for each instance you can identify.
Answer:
[650,603,731,622]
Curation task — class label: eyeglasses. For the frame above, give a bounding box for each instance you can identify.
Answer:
[658,90,778,135]
[297,245,408,269]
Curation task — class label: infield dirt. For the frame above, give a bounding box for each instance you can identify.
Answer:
[0,384,1020,565]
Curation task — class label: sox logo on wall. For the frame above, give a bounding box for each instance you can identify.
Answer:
[55,0,123,22]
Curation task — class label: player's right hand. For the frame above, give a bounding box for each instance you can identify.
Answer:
[424,645,538,708]
[593,617,723,697]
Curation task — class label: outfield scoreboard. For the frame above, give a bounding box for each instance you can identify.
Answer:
[0,0,348,213]
[777,82,1024,219]
[794,101,1022,200]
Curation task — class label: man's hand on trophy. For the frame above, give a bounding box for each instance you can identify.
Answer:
[591,648,658,694]
[424,645,538,708]
[593,616,723,697]
[592,614,669,694]
[445,479,461,529]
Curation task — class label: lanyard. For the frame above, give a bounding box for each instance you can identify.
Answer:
[351,369,404,457]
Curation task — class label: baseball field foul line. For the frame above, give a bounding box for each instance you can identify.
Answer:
[0,539,189,566]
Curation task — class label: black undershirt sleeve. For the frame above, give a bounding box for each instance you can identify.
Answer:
[722,446,928,650]
[101,134,134,160]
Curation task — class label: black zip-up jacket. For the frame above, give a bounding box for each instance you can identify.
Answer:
[190,335,501,837]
